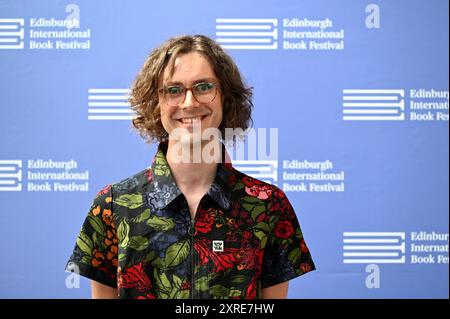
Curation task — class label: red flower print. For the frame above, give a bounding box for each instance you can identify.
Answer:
[194,241,238,273]
[242,231,252,240]
[97,185,111,196]
[245,277,257,299]
[136,293,157,299]
[269,200,282,213]
[145,169,153,182]
[244,184,273,200]
[196,211,216,234]
[180,281,191,290]
[274,220,295,239]
[299,262,313,273]
[118,263,153,291]
[300,238,309,253]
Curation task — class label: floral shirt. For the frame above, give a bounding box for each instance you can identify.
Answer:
[66,142,315,299]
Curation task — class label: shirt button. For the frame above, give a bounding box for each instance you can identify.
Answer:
[188,227,197,236]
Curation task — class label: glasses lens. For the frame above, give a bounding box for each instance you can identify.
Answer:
[165,86,184,105]
[193,82,216,103]
[163,82,217,105]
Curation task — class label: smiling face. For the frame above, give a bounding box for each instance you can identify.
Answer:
[159,51,223,145]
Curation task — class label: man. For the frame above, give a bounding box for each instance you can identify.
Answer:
[66,34,315,299]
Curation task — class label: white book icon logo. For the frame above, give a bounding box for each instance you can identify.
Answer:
[233,160,278,186]
[0,19,24,50]
[0,160,22,191]
[216,18,278,50]
[342,89,405,121]
[343,232,406,264]
[88,88,135,121]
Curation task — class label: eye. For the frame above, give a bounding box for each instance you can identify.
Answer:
[195,82,214,93]
[166,86,183,95]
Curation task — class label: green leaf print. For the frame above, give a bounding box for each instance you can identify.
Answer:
[250,205,266,220]
[164,241,190,268]
[154,153,171,176]
[242,201,266,221]
[144,251,156,263]
[254,222,270,233]
[130,209,150,223]
[146,215,175,231]
[254,230,268,248]
[195,276,209,292]
[154,268,172,291]
[242,196,265,205]
[288,248,301,263]
[117,219,130,248]
[230,275,247,285]
[77,231,93,255]
[88,215,105,235]
[172,274,182,288]
[114,193,143,209]
[229,289,242,297]
[127,236,149,251]
[210,284,229,297]
[232,182,244,191]
[92,232,106,251]
[81,255,91,264]
[118,253,127,263]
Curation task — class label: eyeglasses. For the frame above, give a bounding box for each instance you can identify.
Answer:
[159,81,218,106]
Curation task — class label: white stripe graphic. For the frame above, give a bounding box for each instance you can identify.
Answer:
[342,89,404,96]
[343,109,399,114]
[88,89,131,94]
[233,160,278,183]
[343,256,406,264]
[343,96,399,101]
[0,160,22,191]
[343,114,405,121]
[216,31,277,37]
[216,38,272,43]
[343,252,399,257]
[217,25,272,30]
[0,19,24,50]
[343,100,405,109]
[343,232,406,264]
[88,102,131,107]
[0,19,24,25]
[219,44,278,50]
[343,232,405,239]
[88,88,134,120]
[88,115,135,120]
[216,18,278,50]
[343,238,399,244]
[342,89,405,121]
[88,109,134,114]
[88,95,129,100]
[216,18,278,26]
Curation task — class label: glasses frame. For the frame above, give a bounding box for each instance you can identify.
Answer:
[158,81,219,106]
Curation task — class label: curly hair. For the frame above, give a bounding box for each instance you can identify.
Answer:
[129,34,253,145]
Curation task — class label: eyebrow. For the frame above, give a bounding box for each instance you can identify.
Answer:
[164,78,216,86]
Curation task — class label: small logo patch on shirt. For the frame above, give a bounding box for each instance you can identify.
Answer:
[212,240,224,252]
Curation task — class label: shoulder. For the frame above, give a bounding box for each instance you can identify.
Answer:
[229,166,289,203]
[95,167,152,198]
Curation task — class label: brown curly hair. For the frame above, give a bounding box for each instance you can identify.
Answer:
[129,34,253,144]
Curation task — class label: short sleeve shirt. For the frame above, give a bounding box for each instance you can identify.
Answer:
[66,142,315,299]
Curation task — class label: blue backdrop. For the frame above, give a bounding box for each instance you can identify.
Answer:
[0,0,448,298]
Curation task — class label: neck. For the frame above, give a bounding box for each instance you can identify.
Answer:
[165,139,222,190]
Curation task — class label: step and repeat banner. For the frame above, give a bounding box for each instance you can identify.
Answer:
[0,0,448,298]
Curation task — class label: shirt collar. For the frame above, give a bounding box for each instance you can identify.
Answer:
[147,142,232,211]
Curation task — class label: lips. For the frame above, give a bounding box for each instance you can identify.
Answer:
[177,115,207,124]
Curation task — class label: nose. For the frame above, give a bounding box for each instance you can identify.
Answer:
[180,88,200,109]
